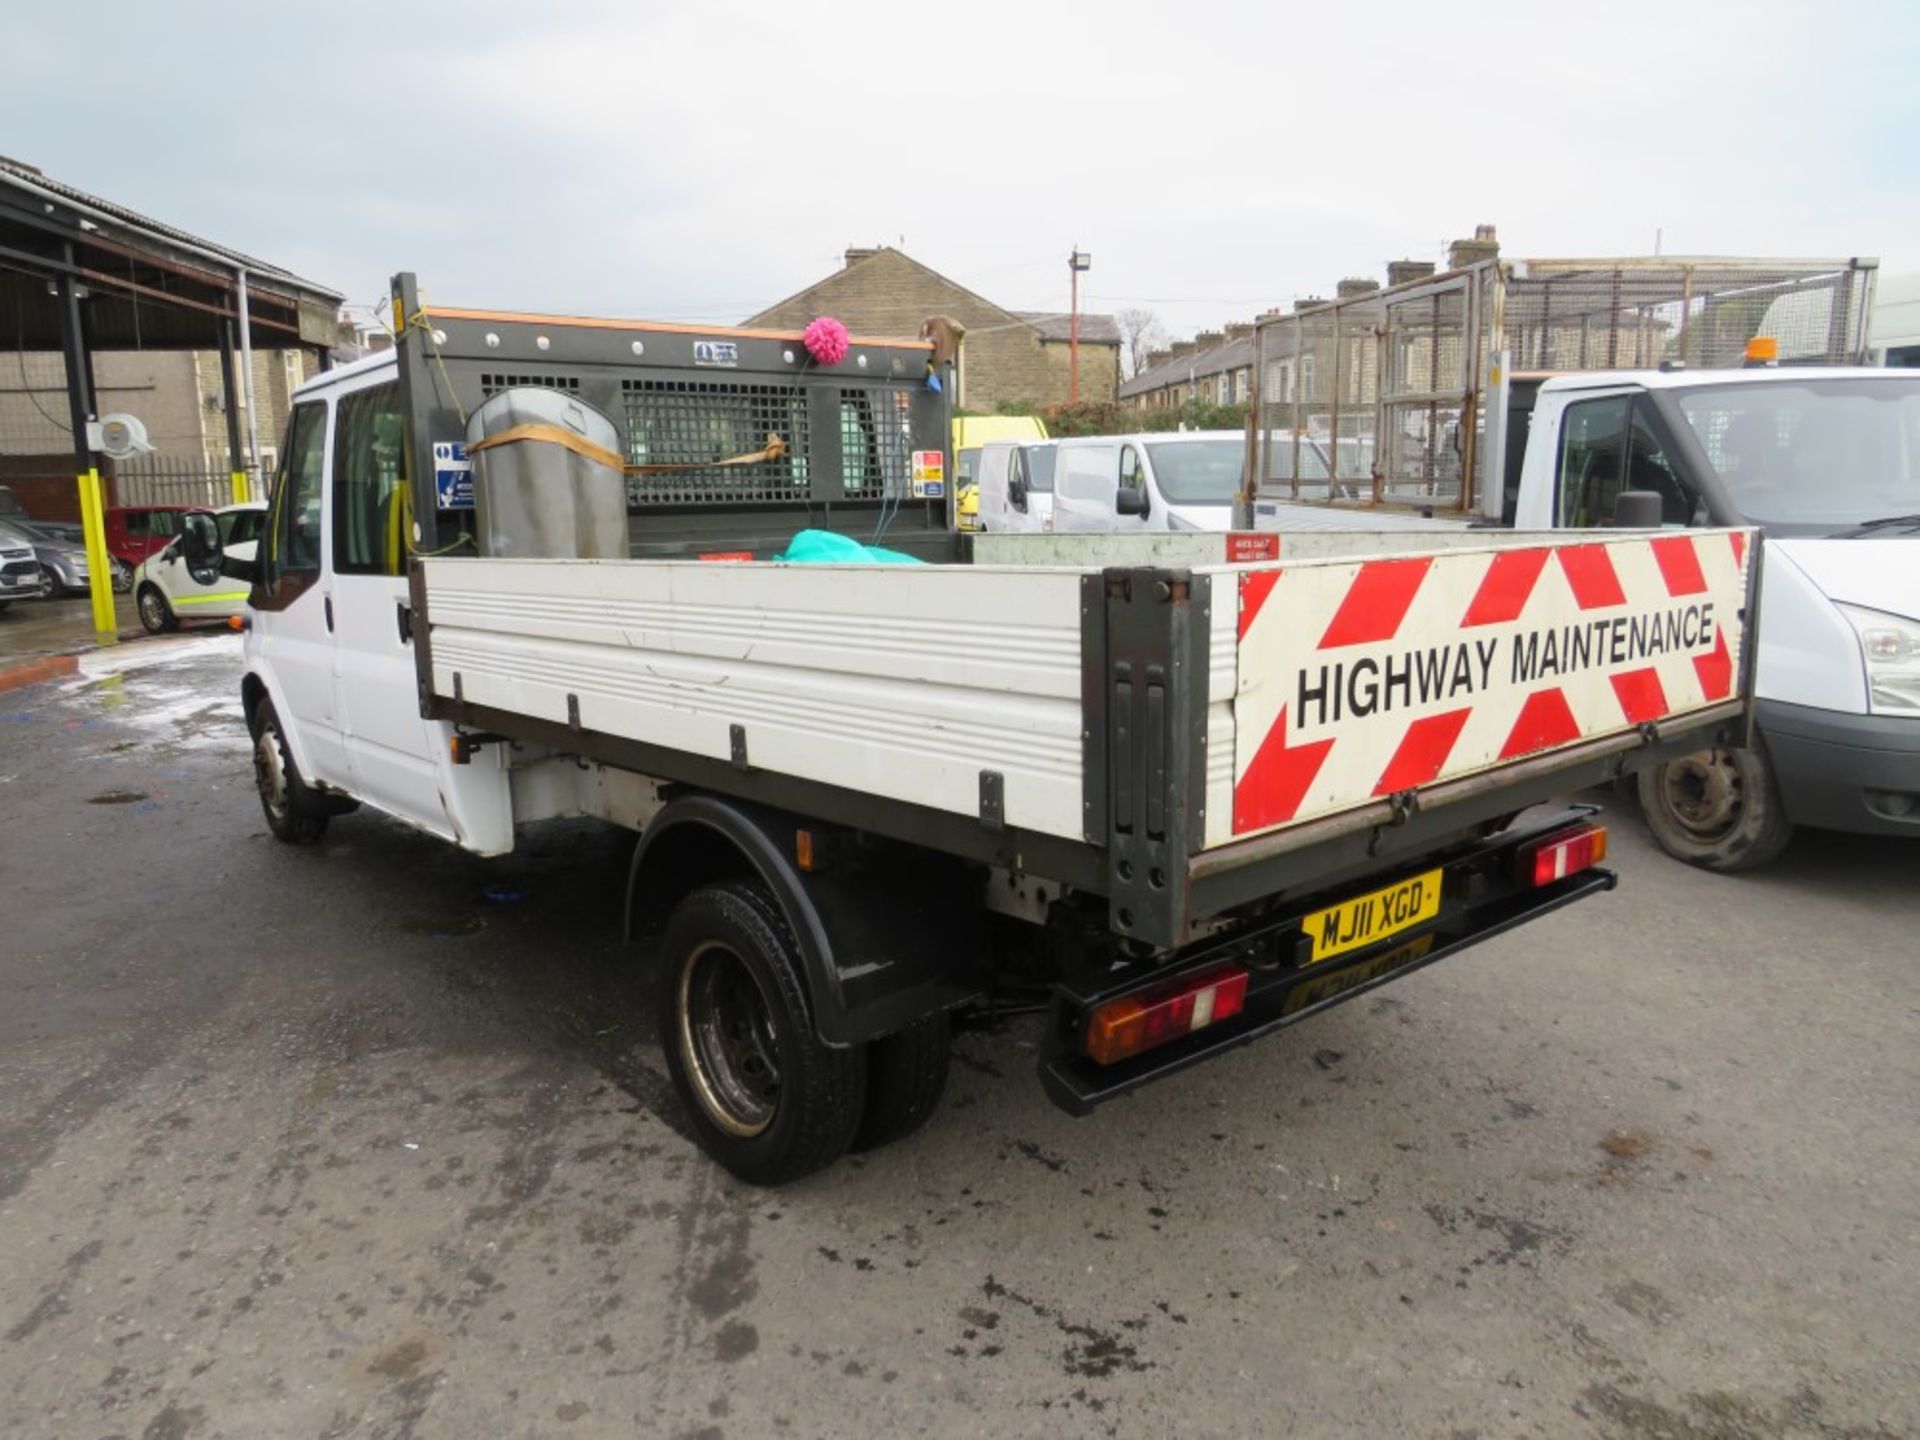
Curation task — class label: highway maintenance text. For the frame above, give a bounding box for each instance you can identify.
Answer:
[1294,601,1716,729]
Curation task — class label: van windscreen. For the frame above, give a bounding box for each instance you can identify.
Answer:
[1025,447,1056,493]
[1144,441,1242,504]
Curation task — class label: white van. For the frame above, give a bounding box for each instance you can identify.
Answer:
[1052,431,1245,533]
[975,440,1056,533]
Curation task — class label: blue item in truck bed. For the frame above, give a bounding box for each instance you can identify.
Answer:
[776,530,926,565]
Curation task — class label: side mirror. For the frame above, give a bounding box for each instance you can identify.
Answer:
[1008,474,1027,510]
[1611,490,1665,529]
[1116,486,1149,517]
[180,512,223,586]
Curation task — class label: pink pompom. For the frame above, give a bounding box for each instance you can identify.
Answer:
[802,316,850,366]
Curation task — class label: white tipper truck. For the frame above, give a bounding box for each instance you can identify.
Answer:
[182,272,1758,1185]
[1250,255,1915,871]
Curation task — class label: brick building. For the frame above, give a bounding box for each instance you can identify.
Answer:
[1119,323,1258,412]
[744,248,1120,411]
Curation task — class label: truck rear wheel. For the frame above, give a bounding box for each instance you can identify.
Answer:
[853,1011,951,1153]
[1637,742,1794,872]
[658,880,866,1185]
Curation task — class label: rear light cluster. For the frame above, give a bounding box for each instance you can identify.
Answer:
[1085,965,1248,1066]
[1518,823,1608,889]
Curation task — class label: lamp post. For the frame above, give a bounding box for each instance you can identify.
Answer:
[1068,247,1091,405]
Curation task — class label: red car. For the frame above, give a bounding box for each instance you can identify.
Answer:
[104,505,207,569]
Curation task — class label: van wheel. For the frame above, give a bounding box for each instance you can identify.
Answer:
[853,1011,951,1152]
[137,584,178,634]
[1637,742,1793,872]
[250,700,330,844]
[659,881,865,1185]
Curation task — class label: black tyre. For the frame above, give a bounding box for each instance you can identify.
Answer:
[853,1011,951,1153]
[137,584,178,634]
[1637,741,1794,873]
[110,559,133,594]
[249,700,330,844]
[658,880,865,1186]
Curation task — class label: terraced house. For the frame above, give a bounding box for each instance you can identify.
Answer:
[745,247,1120,411]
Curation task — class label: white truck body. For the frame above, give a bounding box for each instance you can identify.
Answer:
[204,275,1761,1181]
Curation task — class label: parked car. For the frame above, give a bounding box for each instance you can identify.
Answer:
[105,505,202,567]
[975,439,1057,533]
[0,524,40,612]
[133,502,266,632]
[1052,431,1246,533]
[0,518,91,597]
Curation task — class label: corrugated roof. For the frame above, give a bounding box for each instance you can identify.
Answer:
[1013,311,1121,345]
[0,155,341,302]
[1119,334,1254,398]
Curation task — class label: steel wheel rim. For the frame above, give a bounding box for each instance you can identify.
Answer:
[254,725,291,822]
[678,941,781,1138]
[1660,751,1742,841]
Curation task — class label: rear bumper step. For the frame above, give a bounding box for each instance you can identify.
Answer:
[1039,809,1614,1115]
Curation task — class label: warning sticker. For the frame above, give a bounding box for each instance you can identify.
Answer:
[433,441,473,510]
[911,449,945,499]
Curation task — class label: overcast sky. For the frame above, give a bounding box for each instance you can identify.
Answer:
[6,1,1916,341]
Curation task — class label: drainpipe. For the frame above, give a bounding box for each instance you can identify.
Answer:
[236,269,260,499]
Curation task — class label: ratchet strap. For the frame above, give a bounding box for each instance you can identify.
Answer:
[464,423,787,475]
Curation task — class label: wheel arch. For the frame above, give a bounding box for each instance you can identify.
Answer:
[239,666,323,791]
[626,794,986,1047]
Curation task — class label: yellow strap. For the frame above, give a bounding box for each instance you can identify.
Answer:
[627,431,787,475]
[466,422,627,471]
[465,423,788,476]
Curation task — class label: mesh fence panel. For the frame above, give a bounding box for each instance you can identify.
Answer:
[622,378,812,507]
[836,385,914,501]
[1257,258,1875,513]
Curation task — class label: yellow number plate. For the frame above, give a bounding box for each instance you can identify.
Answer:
[1301,868,1442,965]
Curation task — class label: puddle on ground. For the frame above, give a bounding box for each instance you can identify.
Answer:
[394,913,488,940]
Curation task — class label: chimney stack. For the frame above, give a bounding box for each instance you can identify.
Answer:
[843,246,879,269]
[1336,277,1381,299]
[1446,224,1500,272]
[1387,259,1437,287]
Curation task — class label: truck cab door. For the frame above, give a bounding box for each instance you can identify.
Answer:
[326,378,461,841]
[253,400,351,787]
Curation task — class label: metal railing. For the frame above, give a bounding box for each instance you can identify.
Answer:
[112,457,256,510]
[1255,256,1879,516]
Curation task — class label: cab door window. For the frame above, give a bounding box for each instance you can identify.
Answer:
[1560,395,1701,528]
[264,401,327,595]
[331,384,408,575]
[1556,396,1628,527]
[1623,405,1700,524]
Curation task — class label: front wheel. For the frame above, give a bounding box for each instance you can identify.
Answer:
[658,880,865,1185]
[250,700,330,844]
[1637,742,1794,872]
[110,559,133,594]
[137,584,178,634]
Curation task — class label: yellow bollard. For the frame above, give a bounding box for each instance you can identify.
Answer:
[78,467,116,639]
[230,468,250,505]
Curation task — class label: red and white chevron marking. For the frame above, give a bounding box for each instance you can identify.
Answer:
[1229,531,1752,840]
